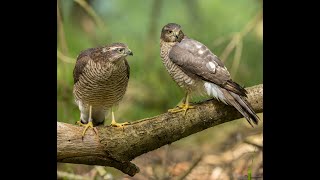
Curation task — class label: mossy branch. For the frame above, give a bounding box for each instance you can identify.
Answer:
[57,84,263,177]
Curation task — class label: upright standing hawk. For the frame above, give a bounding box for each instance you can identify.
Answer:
[73,43,133,138]
[160,23,259,126]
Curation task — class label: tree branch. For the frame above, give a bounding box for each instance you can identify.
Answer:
[57,84,263,177]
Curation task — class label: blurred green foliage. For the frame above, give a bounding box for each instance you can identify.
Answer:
[57,0,262,125]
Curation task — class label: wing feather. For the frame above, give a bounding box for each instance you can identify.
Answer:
[73,48,95,84]
[169,38,247,96]
[124,59,130,79]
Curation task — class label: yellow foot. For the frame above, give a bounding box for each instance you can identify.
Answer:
[111,121,130,127]
[76,120,85,126]
[168,103,195,115]
[76,121,97,140]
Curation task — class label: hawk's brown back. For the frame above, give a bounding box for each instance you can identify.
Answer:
[169,37,247,97]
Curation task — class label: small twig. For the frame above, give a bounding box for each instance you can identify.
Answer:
[73,0,105,29]
[212,34,234,48]
[144,0,163,66]
[57,1,69,55]
[219,33,239,62]
[230,36,243,78]
[57,171,91,180]
[218,9,262,63]
[239,10,262,37]
[57,50,76,64]
[174,155,203,180]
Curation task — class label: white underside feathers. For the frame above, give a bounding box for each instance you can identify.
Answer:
[204,82,228,104]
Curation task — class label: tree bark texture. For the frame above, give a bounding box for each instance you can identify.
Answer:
[57,84,263,176]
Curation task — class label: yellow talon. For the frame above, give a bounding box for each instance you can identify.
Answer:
[76,120,85,126]
[168,103,195,115]
[110,107,130,130]
[111,121,130,127]
[111,121,130,132]
[76,121,97,139]
[76,106,98,140]
[168,92,194,115]
[82,121,94,137]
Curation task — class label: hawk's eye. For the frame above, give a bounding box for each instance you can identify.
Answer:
[118,48,124,53]
[168,30,172,34]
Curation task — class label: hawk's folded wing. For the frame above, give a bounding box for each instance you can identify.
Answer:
[169,38,247,96]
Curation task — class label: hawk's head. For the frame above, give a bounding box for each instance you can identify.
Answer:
[91,43,133,63]
[161,23,184,43]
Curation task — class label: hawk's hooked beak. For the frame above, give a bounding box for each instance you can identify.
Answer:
[174,30,183,42]
[174,31,179,39]
[126,49,133,56]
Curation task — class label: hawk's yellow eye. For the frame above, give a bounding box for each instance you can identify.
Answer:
[118,48,124,53]
[168,30,172,34]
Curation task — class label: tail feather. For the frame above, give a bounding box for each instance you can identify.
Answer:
[230,91,259,125]
[221,88,259,127]
[225,80,248,97]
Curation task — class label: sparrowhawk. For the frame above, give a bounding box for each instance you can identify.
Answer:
[160,23,259,126]
[73,43,133,138]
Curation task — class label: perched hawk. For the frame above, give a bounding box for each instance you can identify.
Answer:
[73,43,133,138]
[160,23,259,126]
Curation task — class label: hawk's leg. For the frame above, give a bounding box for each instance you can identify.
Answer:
[110,107,130,128]
[76,105,98,139]
[168,92,195,115]
[175,96,186,108]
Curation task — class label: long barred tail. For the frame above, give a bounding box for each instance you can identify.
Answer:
[221,87,259,127]
[204,81,260,127]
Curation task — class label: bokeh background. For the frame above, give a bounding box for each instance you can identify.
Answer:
[57,0,263,179]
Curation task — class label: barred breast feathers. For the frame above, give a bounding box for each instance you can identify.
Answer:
[160,40,200,92]
[73,59,129,108]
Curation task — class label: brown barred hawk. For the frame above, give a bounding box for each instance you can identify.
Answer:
[160,23,259,126]
[73,43,133,138]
